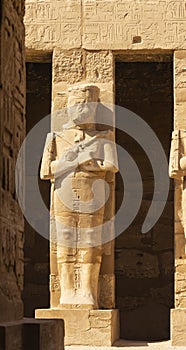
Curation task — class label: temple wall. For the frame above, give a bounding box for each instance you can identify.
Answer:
[170,51,186,346]
[0,0,25,322]
[174,51,186,308]
[24,0,186,345]
[25,0,186,51]
[0,2,66,349]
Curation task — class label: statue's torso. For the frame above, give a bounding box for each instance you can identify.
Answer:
[54,128,111,179]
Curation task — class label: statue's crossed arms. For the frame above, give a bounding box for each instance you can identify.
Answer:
[41,130,118,180]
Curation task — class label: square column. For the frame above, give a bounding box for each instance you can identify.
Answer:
[50,48,116,310]
[35,49,119,346]
[171,50,186,346]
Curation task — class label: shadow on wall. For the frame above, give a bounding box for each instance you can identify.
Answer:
[23,62,52,317]
[114,339,148,347]
[115,60,174,341]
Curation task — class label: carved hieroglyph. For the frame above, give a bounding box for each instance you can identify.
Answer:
[24,0,82,50]
[40,84,118,309]
[0,0,25,323]
[83,0,186,49]
[25,0,186,51]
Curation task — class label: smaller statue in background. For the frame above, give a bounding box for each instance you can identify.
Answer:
[169,129,186,252]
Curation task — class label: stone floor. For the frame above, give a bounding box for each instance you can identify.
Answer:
[66,340,186,350]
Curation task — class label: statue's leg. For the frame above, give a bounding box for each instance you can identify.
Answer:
[76,214,103,309]
[58,259,75,305]
[56,213,77,306]
[56,211,103,308]
[79,259,101,309]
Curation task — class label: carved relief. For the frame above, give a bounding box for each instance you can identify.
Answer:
[25,0,186,50]
[166,1,186,20]
[24,0,81,49]
[82,0,186,49]
[0,0,25,321]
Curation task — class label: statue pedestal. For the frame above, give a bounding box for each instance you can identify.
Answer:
[0,319,64,350]
[171,308,186,346]
[35,308,119,346]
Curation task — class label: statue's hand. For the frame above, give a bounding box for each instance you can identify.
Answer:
[97,160,118,173]
[78,151,93,165]
[64,148,78,161]
[51,157,78,178]
[51,160,59,174]
[180,156,186,172]
[79,159,100,171]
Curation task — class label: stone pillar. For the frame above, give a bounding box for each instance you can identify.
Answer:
[35,49,120,346]
[0,0,25,324]
[171,51,186,346]
[0,2,65,349]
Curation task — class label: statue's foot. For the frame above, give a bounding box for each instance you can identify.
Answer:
[79,292,95,306]
[74,291,98,309]
[59,292,96,309]
[58,302,94,309]
[59,292,76,306]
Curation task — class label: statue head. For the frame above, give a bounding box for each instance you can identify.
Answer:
[66,84,100,129]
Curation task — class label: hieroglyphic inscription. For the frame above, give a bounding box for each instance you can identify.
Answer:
[25,0,186,50]
[83,0,186,49]
[25,0,81,49]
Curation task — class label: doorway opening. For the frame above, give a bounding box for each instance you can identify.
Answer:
[115,55,174,340]
[23,61,52,317]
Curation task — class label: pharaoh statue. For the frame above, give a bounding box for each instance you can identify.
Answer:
[169,130,186,252]
[40,84,118,310]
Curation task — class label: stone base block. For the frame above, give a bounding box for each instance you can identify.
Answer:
[0,318,64,350]
[171,308,186,346]
[0,321,23,350]
[35,308,119,346]
[23,318,64,350]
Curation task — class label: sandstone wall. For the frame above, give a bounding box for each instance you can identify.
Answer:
[174,51,186,309]
[0,0,25,322]
[24,0,186,343]
[169,50,186,348]
[24,0,186,51]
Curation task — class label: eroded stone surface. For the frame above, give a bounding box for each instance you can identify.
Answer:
[171,308,186,346]
[0,0,25,323]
